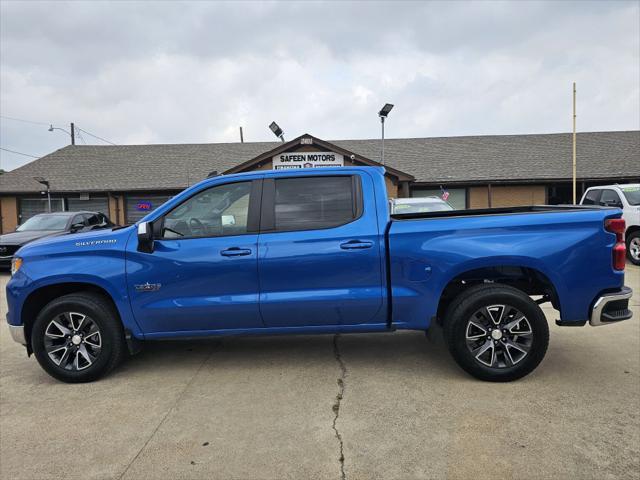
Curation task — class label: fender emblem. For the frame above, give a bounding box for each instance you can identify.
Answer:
[135,282,162,292]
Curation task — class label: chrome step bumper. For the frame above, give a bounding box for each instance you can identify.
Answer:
[590,287,633,327]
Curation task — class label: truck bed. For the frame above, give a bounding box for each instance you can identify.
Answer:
[390,204,614,221]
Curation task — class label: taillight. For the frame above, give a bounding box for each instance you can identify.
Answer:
[605,218,626,271]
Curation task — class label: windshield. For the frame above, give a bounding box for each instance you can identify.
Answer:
[17,215,69,231]
[621,186,640,206]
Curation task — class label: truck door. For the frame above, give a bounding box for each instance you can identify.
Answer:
[257,173,385,327]
[126,179,264,336]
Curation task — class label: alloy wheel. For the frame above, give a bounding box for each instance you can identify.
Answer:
[465,304,533,369]
[630,237,640,261]
[44,312,102,371]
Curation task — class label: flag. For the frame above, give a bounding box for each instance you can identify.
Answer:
[440,185,450,201]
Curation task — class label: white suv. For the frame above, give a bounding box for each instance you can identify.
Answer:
[580,184,640,265]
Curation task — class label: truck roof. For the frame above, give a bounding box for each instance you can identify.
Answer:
[206,165,386,181]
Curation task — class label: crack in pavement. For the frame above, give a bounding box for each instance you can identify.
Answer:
[332,334,347,480]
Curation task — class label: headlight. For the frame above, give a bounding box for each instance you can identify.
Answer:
[10,257,22,276]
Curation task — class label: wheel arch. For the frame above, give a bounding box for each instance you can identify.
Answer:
[626,225,640,237]
[436,264,560,325]
[22,282,123,350]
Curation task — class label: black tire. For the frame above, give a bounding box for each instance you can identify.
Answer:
[627,231,640,266]
[443,284,549,382]
[31,292,127,383]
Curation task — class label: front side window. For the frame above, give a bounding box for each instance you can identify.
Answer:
[273,176,356,231]
[599,189,622,207]
[162,182,251,238]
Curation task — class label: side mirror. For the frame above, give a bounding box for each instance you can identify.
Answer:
[70,222,85,233]
[137,222,154,253]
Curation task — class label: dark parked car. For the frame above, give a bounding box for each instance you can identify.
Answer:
[0,211,113,268]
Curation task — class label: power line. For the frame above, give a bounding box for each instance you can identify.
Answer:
[76,130,87,145]
[2,115,117,145]
[0,115,50,126]
[0,147,39,158]
[76,127,116,145]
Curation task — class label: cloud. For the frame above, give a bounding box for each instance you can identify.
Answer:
[1,0,638,171]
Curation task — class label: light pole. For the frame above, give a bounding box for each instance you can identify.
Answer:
[34,177,51,212]
[378,103,394,165]
[48,122,75,145]
[269,121,285,143]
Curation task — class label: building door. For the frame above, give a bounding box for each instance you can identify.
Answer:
[257,173,385,327]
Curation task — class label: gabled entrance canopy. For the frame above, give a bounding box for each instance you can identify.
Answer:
[224,133,415,197]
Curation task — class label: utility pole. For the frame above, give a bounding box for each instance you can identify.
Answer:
[70,122,76,145]
[381,116,386,165]
[239,126,244,143]
[378,103,394,165]
[572,82,576,204]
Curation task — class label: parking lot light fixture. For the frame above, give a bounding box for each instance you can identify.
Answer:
[33,177,51,212]
[269,122,285,143]
[48,123,75,145]
[378,103,394,165]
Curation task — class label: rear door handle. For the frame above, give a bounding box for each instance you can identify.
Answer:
[221,247,252,257]
[340,240,373,250]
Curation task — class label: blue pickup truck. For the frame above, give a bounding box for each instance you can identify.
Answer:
[5,167,633,383]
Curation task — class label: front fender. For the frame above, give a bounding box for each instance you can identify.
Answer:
[6,231,144,338]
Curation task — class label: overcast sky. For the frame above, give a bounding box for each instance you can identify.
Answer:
[1,0,638,171]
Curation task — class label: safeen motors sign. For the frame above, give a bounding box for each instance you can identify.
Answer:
[272,152,344,170]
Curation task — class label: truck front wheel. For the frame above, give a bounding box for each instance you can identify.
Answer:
[444,284,549,382]
[31,292,127,383]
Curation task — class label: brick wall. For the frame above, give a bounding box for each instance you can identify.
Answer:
[469,185,546,208]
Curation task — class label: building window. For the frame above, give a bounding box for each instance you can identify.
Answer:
[125,195,173,224]
[411,187,467,210]
[67,196,109,216]
[18,198,65,223]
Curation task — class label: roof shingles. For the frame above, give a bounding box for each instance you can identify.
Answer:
[1,131,638,193]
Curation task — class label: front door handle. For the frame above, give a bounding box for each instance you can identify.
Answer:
[221,247,252,257]
[340,240,373,250]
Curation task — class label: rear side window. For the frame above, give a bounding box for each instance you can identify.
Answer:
[273,176,357,231]
[582,189,601,205]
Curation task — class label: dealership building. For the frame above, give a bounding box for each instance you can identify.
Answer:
[0,130,638,232]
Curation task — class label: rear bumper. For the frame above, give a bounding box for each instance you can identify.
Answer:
[590,287,633,326]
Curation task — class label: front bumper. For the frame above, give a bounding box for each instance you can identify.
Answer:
[8,324,26,345]
[590,286,633,326]
[0,255,13,269]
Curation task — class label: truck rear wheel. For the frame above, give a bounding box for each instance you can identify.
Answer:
[444,284,549,382]
[31,293,127,383]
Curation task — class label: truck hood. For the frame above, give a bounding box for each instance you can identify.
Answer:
[0,230,65,246]
[15,226,134,257]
